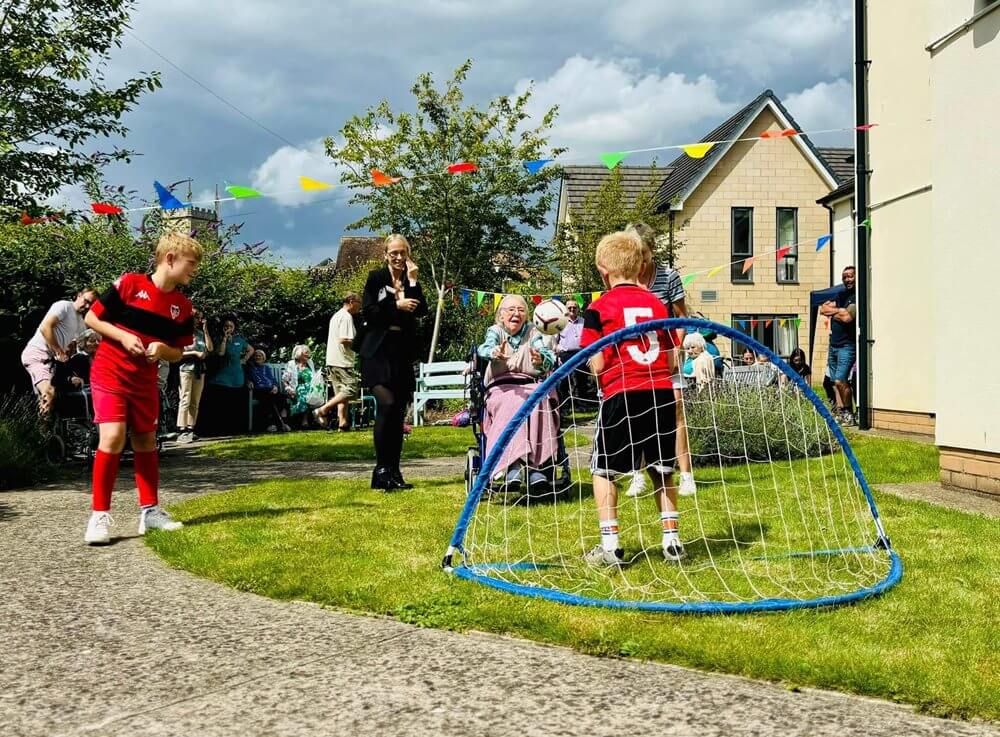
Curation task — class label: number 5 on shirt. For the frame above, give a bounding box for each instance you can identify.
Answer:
[622,307,660,365]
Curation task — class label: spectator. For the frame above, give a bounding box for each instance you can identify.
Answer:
[21,288,96,415]
[821,265,857,425]
[554,299,593,416]
[742,348,755,366]
[249,350,289,432]
[314,292,362,431]
[784,347,812,387]
[282,344,325,428]
[682,332,715,388]
[176,309,213,444]
[52,328,100,392]
[202,317,253,436]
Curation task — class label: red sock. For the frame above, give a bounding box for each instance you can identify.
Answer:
[91,450,121,512]
[134,450,159,508]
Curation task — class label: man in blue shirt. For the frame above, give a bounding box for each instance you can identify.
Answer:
[821,266,857,424]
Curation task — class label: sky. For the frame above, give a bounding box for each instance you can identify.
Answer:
[50,0,856,267]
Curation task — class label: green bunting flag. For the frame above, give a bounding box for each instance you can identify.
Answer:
[225,185,262,199]
[476,291,485,307]
[599,152,627,170]
[682,274,697,287]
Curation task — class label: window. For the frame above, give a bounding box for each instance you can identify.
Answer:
[731,207,753,283]
[776,208,798,283]
[731,314,799,360]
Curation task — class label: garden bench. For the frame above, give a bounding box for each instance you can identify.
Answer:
[413,360,470,426]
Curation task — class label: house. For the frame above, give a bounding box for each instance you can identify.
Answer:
[558,90,851,365]
[860,2,1000,495]
[333,236,383,273]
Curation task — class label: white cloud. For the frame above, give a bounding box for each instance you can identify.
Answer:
[251,138,346,206]
[516,56,733,157]
[783,78,854,132]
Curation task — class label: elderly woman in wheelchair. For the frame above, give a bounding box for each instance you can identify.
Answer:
[475,294,565,492]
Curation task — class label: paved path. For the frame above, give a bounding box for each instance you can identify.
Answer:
[1,449,997,737]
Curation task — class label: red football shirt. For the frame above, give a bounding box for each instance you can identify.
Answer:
[579,284,675,398]
[90,273,194,393]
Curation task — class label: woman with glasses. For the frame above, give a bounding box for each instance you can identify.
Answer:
[358,234,428,490]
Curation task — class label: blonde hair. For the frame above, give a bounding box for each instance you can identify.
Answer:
[595,231,643,280]
[155,232,203,265]
[384,233,411,253]
[625,222,656,253]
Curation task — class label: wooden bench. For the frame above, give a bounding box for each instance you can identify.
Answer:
[413,360,469,426]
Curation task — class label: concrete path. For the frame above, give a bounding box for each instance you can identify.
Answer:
[1,448,997,737]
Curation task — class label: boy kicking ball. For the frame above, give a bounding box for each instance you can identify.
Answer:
[579,230,684,566]
[83,232,201,545]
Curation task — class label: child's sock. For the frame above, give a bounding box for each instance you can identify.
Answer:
[661,511,680,548]
[91,450,121,511]
[600,518,620,553]
[134,450,159,508]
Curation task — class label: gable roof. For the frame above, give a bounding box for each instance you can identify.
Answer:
[559,165,674,214]
[333,236,382,272]
[654,89,840,210]
[817,147,855,185]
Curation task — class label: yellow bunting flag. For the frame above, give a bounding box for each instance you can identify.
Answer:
[493,293,502,311]
[681,143,714,159]
[299,176,333,191]
[708,265,724,278]
[742,256,755,274]
[779,319,786,327]
[591,291,601,303]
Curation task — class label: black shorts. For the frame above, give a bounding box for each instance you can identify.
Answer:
[591,389,677,478]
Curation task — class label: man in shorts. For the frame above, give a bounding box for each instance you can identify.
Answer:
[821,266,857,425]
[314,292,362,431]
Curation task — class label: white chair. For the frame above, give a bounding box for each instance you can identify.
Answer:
[413,360,470,426]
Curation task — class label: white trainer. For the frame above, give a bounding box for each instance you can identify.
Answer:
[625,471,647,498]
[662,540,687,562]
[138,506,183,535]
[678,472,697,497]
[84,511,113,545]
[584,545,624,568]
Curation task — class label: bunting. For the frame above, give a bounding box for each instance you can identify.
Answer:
[590,291,601,303]
[816,234,832,251]
[742,256,755,274]
[476,291,485,307]
[447,162,478,174]
[299,176,333,191]
[708,265,724,278]
[765,319,773,328]
[599,152,627,170]
[461,290,471,307]
[523,159,552,175]
[371,169,401,187]
[681,143,715,159]
[91,203,123,215]
[682,274,697,288]
[226,185,262,199]
[493,293,502,311]
[775,246,791,261]
[531,295,542,305]
[760,128,798,138]
[153,180,189,210]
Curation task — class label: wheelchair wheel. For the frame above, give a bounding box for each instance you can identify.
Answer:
[464,447,479,494]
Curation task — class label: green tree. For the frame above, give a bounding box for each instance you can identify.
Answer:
[0,0,161,212]
[554,165,679,291]
[326,59,564,361]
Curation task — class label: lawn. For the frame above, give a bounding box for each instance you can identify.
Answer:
[148,432,999,721]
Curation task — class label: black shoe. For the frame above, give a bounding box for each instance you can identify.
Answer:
[371,467,404,491]
[391,467,414,489]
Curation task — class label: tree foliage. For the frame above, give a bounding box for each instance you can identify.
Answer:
[554,165,679,292]
[0,0,161,212]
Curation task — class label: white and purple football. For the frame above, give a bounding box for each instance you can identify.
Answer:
[532,299,569,336]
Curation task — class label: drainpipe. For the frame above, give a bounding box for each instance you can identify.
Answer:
[820,202,835,288]
[854,0,872,430]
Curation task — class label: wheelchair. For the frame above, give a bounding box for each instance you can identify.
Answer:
[45,387,99,466]
[462,346,572,502]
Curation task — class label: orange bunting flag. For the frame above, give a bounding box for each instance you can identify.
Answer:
[775,246,791,260]
[299,176,333,191]
[447,162,478,174]
[371,169,402,187]
[742,256,755,274]
[765,319,773,328]
[681,143,714,159]
[760,128,798,138]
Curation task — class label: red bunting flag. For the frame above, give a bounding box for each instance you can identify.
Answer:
[855,123,878,131]
[765,319,773,328]
[742,256,755,273]
[751,319,759,328]
[21,211,57,225]
[91,202,124,215]
[775,246,791,260]
[447,162,478,174]
[531,295,542,305]
[760,128,798,138]
[371,169,401,187]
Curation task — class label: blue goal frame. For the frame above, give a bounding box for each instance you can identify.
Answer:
[442,318,902,614]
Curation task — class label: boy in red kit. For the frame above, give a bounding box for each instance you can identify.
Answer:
[579,230,683,566]
[83,232,202,545]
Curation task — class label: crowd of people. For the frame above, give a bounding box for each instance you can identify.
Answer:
[17,225,858,548]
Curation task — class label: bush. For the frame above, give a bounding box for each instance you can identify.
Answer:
[0,393,53,489]
[686,383,837,466]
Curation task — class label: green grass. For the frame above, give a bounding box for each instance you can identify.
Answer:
[149,433,999,721]
[198,425,590,462]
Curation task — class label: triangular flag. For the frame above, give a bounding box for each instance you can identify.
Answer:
[861,218,872,231]
[775,246,791,261]
[816,234,832,251]
[573,293,584,307]
[523,159,552,175]
[779,319,786,327]
[599,152,627,170]
[447,162,478,174]
[226,185,262,199]
[299,176,333,191]
[760,128,798,138]
[154,180,189,210]
[493,293,502,311]
[737,320,747,329]
[708,265,724,278]
[682,274,697,287]
[476,291,485,307]
[742,256,755,274]
[681,143,714,159]
[531,295,542,305]
[461,290,470,307]
[591,291,601,303]
[794,318,802,330]
[371,169,402,187]
[856,123,878,131]
[91,202,123,215]
[765,319,773,328]
[751,319,759,328]
[21,211,41,225]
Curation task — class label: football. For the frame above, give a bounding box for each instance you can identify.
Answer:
[532,299,569,335]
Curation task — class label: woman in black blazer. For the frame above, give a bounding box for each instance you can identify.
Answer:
[359,234,428,490]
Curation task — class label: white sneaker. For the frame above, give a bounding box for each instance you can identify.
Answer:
[84,511,113,545]
[625,471,647,498]
[662,539,687,562]
[584,545,624,568]
[679,472,697,497]
[138,506,183,534]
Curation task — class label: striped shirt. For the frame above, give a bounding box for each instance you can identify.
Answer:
[649,264,685,313]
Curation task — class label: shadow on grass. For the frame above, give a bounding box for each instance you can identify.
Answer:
[184,503,373,526]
